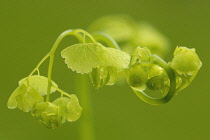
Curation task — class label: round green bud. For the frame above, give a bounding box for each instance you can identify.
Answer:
[170,47,202,75]
[90,66,117,89]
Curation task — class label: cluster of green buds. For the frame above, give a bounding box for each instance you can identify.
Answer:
[7,75,82,128]
[126,46,202,105]
[127,47,165,92]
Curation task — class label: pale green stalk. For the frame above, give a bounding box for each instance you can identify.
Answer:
[93,32,121,50]
[76,75,95,140]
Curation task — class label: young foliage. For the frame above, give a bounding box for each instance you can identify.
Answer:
[61,43,130,74]
[19,75,58,95]
[7,17,202,130]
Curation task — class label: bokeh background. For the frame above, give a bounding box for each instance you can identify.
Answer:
[0,0,209,140]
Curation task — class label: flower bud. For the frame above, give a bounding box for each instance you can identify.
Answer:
[127,64,148,91]
[31,102,63,129]
[170,47,202,75]
[90,66,117,88]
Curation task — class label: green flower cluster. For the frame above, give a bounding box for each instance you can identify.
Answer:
[126,46,202,104]
[8,75,82,128]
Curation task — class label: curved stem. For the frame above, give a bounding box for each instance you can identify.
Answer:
[28,53,50,76]
[92,32,121,50]
[46,29,95,102]
[46,54,54,102]
[52,85,72,98]
[133,55,176,105]
[28,29,97,138]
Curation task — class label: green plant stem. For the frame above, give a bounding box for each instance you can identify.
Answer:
[92,32,121,50]
[133,55,176,105]
[29,53,50,76]
[52,85,72,98]
[42,29,95,138]
[28,29,98,137]
[45,29,96,102]
[46,54,54,102]
[75,74,95,140]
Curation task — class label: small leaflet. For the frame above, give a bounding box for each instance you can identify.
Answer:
[7,84,28,109]
[66,94,82,122]
[53,97,71,123]
[16,86,43,112]
[19,75,58,96]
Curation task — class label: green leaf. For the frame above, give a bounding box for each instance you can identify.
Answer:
[53,97,71,123]
[61,43,130,74]
[16,86,44,112]
[7,84,27,109]
[19,75,58,96]
[103,47,130,71]
[66,94,82,122]
[61,43,106,74]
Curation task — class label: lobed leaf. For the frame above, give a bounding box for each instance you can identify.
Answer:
[16,86,43,112]
[61,43,106,74]
[61,43,130,74]
[66,94,82,122]
[7,84,28,109]
[53,97,71,123]
[103,47,130,71]
[19,75,58,96]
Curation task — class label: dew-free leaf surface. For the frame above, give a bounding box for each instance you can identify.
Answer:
[61,43,130,74]
[16,86,43,112]
[66,94,82,122]
[19,75,58,96]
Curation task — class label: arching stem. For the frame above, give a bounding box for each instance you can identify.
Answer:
[92,32,121,50]
[133,55,177,105]
[45,29,96,102]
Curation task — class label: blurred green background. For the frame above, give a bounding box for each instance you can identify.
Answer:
[0,0,209,140]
